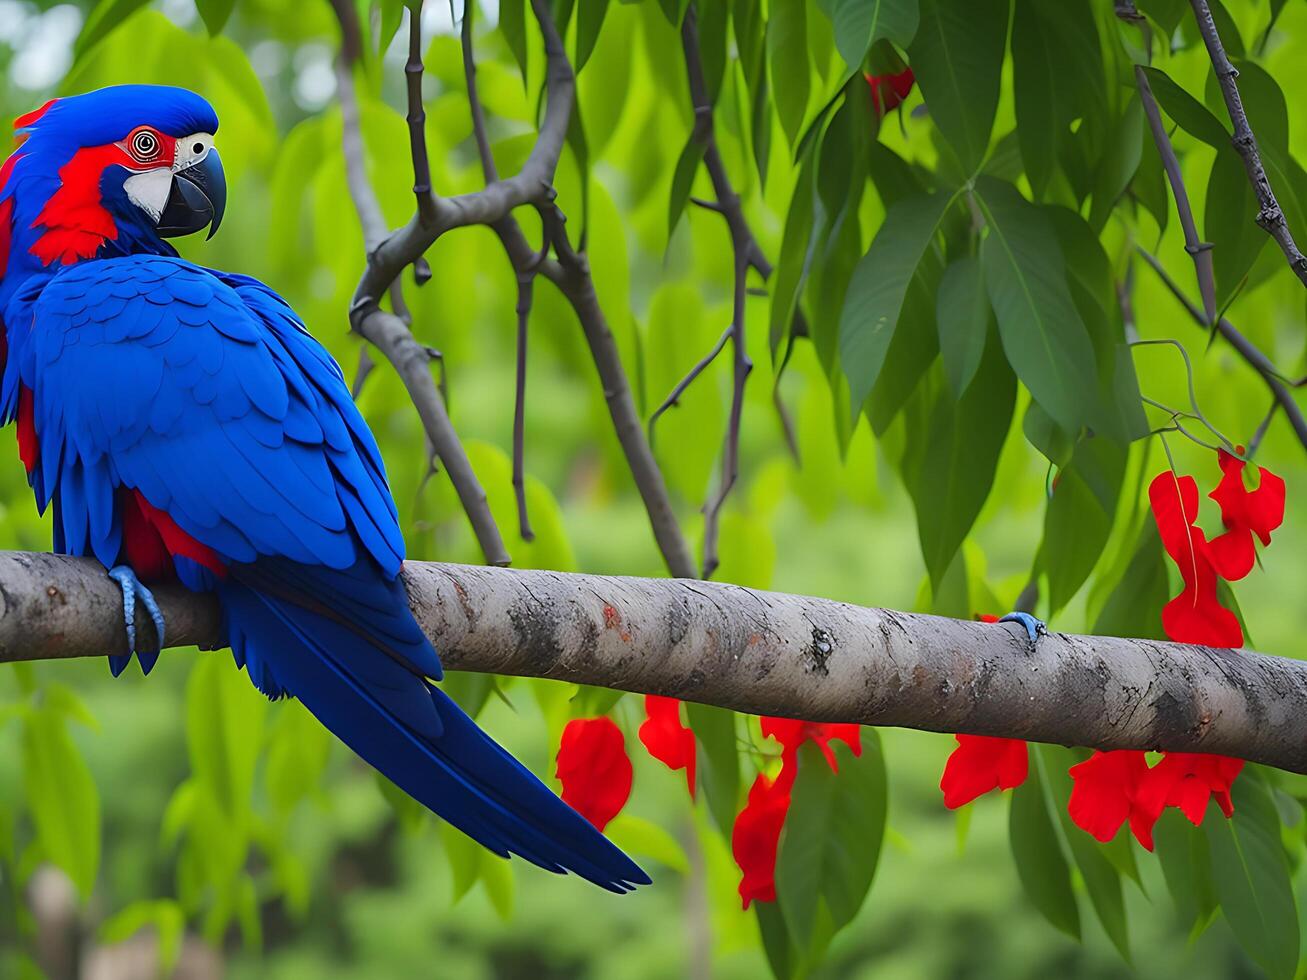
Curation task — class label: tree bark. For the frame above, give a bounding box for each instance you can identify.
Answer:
[4,551,1306,774]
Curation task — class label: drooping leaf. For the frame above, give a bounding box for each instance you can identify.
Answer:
[1206,147,1268,308]
[935,256,989,397]
[1009,753,1079,939]
[576,0,611,72]
[907,0,1008,175]
[23,708,100,899]
[826,0,919,75]
[975,176,1102,435]
[668,134,707,239]
[1141,67,1229,150]
[501,0,529,86]
[839,191,957,411]
[686,703,741,838]
[1153,808,1218,935]
[768,0,811,148]
[1093,523,1170,640]
[900,332,1015,589]
[1088,95,1144,232]
[75,0,153,60]
[775,739,887,950]
[195,0,237,35]
[1205,773,1300,980]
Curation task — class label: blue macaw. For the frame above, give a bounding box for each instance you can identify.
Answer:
[0,85,648,892]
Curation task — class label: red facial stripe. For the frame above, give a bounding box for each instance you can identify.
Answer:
[29,145,126,266]
[13,99,56,132]
[130,489,227,578]
[16,385,37,474]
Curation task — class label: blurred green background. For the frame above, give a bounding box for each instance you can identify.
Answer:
[0,0,1305,977]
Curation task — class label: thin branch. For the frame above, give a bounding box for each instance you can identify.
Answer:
[455,0,696,576]
[405,3,438,227]
[1136,247,1307,451]
[1135,65,1217,324]
[512,271,535,541]
[331,0,511,566]
[1188,0,1307,288]
[14,551,1307,776]
[1247,396,1278,458]
[648,326,731,447]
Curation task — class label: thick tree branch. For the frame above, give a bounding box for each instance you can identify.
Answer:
[1188,0,1307,288]
[10,551,1307,775]
[331,0,511,566]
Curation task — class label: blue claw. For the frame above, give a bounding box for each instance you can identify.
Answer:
[999,611,1047,650]
[108,566,166,675]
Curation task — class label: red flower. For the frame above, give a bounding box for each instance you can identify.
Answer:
[555,717,632,832]
[639,695,696,798]
[1147,471,1243,648]
[940,735,1029,809]
[1068,750,1158,849]
[732,771,791,909]
[864,67,915,117]
[760,716,861,781]
[1135,752,1243,826]
[1207,449,1286,581]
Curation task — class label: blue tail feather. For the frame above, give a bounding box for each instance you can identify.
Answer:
[218,561,649,893]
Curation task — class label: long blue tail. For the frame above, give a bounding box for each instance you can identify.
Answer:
[217,559,650,893]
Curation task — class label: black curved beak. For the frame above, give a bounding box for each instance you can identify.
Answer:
[157,149,226,240]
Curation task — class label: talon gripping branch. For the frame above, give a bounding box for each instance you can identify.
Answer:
[0,85,648,893]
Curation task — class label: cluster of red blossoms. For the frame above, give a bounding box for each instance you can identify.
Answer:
[939,448,1285,849]
[554,696,859,908]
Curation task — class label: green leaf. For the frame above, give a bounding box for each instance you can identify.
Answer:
[480,851,515,920]
[775,738,887,949]
[1010,0,1104,199]
[827,0,919,74]
[769,159,817,360]
[1140,67,1229,150]
[1153,809,1218,934]
[576,0,611,72]
[935,256,989,397]
[186,653,267,821]
[1041,746,1130,961]
[1136,0,1186,35]
[377,0,405,54]
[696,0,730,104]
[1044,471,1112,614]
[605,814,690,873]
[686,703,740,838]
[768,0,811,148]
[1009,754,1079,939]
[501,0,529,86]
[907,0,1007,174]
[900,332,1015,589]
[1093,523,1170,640]
[756,899,796,980]
[196,0,236,35]
[75,0,152,59]
[265,700,332,815]
[839,190,957,411]
[23,708,100,898]
[1205,774,1300,980]
[1088,95,1143,232]
[656,0,687,25]
[668,134,707,239]
[1206,147,1268,308]
[975,176,1102,435]
[440,821,483,902]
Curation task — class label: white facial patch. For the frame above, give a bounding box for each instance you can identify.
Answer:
[123,168,173,222]
[173,132,214,173]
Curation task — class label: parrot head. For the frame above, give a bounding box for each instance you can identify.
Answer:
[0,85,225,286]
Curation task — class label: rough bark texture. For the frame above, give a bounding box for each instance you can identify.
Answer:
[4,551,1307,774]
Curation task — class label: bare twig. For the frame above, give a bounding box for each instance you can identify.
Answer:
[331,0,511,566]
[512,270,535,541]
[1135,65,1217,324]
[1247,397,1278,458]
[14,551,1307,775]
[405,6,437,228]
[1137,247,1307,451]
[453,0,696,575]
[648,326,731,446]
[1188,0,1307,288]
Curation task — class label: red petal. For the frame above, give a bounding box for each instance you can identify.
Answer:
[1207,450,1286,581]
[732,771,791,909]
[639,695,697,798]
[555,717,632,833]
[1068,750,1155,850]
[940,735,1028,809]
[761,716,861,773]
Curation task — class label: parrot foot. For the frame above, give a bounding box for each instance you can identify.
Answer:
[999,611,1047,652]
[108,566,166,659]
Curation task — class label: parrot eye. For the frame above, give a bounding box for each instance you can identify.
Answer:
[127,127,163,165]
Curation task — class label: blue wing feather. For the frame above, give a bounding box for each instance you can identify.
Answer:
[13,255,645,891]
